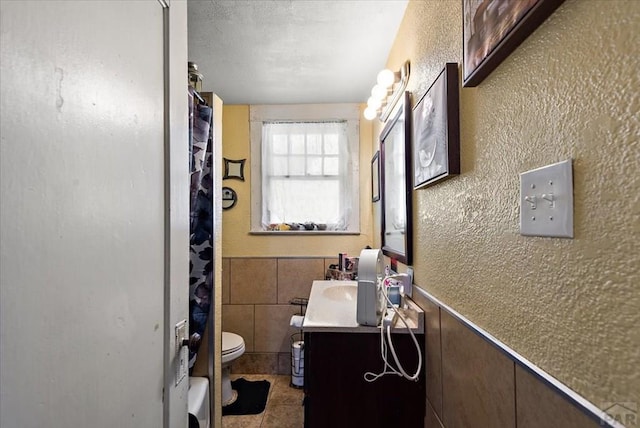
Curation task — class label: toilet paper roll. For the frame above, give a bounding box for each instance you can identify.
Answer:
[358,248,383,283]
[292,341,304,357]
[292,341,304,374]
[290,315,304,328]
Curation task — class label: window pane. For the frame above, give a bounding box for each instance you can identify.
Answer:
[290,134,305,154]
[324,157,339,175]
[307,157,322,175]
[272,134,288,154]
[267,179,339,223]
[324,134,339,154]
[271,156,288,175]
[289,155,305,176]
[307,134,322,154]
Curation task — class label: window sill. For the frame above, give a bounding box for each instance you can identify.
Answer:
[249,231,360,236]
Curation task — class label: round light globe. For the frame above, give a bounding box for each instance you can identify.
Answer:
[363,106,378,121]
[371,84,388,100]
[367,96,382,110]
[377,69,395,88]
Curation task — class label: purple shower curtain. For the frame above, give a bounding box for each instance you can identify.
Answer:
[188,87,213,370]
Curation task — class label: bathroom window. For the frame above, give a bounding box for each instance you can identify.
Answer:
[250,104,360,233]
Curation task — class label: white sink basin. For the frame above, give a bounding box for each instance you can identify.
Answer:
[322,285,356,301]
[301,279,424,333]
[303,280,359,329]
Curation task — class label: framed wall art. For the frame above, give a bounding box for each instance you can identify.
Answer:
[380,92,412,265]
[462,0,565,87]
[371,150,380,202]
[412,63,460,189]
[223,158,246,181]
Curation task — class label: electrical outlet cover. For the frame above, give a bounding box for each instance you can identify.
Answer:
[405,267,414,298]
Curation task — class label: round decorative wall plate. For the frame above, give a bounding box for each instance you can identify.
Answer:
[222,187,237,210]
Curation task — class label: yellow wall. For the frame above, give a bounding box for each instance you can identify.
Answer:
[221,105,376,257]
[379,0,638,411]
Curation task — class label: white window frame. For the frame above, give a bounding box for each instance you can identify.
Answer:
[250,104,360,233]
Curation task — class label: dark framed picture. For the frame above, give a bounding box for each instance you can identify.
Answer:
[380,92,412,265]
[223,158,246,181]
[371,150,380,202]
[412,63,460,189]
[462,0,565,87]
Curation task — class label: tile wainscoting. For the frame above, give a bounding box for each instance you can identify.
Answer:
[222,257,622,428]
[411,287,621,428]
[222,257,337,375]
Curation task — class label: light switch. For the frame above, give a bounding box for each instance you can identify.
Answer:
[519,159,573,238]
[175,319,188,386]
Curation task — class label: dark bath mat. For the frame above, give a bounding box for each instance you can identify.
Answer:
[222,378,271,416]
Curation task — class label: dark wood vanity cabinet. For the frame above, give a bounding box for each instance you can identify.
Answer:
[303,331,425,428]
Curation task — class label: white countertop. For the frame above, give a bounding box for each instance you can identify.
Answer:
[302,280,424,334]
[303,280,359,330]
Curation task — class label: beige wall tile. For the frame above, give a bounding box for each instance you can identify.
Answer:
[222,304,254,352]
[277,258,325,304]
[324,258,338,272]
[222,257,230,304]
[413,290,444,419]
[254,305,302,353]
[230,258,277,304]
[441,311,516,428]
[426,400,445,428]
[231,353,278,374]
[516,365,601,428]
[277,353,291,376]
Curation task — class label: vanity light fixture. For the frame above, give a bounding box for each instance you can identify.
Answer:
[364,60,410,122]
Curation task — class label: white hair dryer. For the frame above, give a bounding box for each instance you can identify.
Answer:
[356,249,385,326]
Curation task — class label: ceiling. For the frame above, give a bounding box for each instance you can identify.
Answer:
[187,0,408,105]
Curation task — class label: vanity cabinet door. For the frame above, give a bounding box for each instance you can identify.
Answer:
[304,332,425,428]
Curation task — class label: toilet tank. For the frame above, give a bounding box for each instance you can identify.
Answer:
[188,377,210,428]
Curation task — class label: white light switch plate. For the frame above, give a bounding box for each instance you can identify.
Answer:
[520,159,573,238]
[175,319,188,386]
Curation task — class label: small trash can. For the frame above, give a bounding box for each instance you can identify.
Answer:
[290,332,304,388]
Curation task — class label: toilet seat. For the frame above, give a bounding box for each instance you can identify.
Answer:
[221,331,246,406]
[222,332,245,364]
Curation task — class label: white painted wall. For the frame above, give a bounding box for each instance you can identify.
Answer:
[0,1,189,427]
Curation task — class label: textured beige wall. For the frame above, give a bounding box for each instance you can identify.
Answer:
[221,105,376,257]
[380,0,639,411]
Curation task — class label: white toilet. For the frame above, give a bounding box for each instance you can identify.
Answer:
[188,377,210,428]
[222,331,246,406]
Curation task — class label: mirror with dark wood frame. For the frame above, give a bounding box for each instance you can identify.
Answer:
[380,91,412,265]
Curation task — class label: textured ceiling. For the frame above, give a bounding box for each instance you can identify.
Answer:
[187,0,408,105]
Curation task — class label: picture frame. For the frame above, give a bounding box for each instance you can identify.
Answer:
[223,158,246,181]
[380,92,412,265]
[462,0,565,87]
[371,151,380,202]
[412,62,460,189]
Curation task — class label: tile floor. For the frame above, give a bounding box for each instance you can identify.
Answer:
[222,374,304,428]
